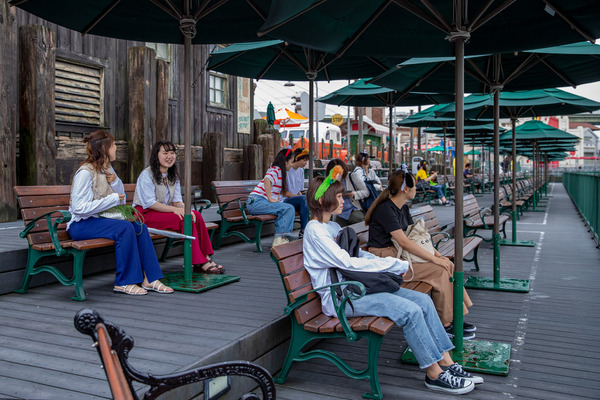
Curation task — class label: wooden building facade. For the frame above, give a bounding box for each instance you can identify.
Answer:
[0,0,253,222]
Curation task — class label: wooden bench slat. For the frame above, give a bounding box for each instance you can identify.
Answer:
[283,269,312,293]
[295,298,324,325]
[278,253,305,275]
[13,185,71,196]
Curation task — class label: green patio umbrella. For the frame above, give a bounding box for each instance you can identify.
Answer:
[426,145,446,152]
[258,0,600,369]
[370,41,600,94]
[207,40,409,179]
[316,78,454,174]
[436,89,600,250]
[266,102,276,127]
[9,0,275,286]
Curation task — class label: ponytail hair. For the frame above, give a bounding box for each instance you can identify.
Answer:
[364,167,414,225]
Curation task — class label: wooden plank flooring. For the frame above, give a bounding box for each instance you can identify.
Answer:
[0,183,599,399]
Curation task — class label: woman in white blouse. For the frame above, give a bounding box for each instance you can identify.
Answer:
[67,130,173,295]
[133,140,223,274]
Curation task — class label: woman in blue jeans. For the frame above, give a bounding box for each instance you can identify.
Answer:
[302,172,483,394]
[246,148,296,247]
[67,130,173,296]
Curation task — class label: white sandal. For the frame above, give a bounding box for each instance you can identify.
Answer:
[141,280,174,294]
[113,284,148,296]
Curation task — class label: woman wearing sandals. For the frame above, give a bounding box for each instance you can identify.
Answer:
[67,130,173,295]
[133,140,224,274]
[302,170,482,394]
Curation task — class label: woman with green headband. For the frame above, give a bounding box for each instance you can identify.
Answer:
[301,170,481,395]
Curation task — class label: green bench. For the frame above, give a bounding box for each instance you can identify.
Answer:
[13,184,216,301]
[270,224,432,400]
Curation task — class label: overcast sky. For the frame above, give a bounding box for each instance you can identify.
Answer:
[254,80,600,120]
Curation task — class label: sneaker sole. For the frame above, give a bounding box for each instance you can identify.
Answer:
[447,332,476,340]
[425,380,475,394]
[464,376,484,384]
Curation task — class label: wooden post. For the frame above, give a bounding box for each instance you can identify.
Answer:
[256,134,275,176]
[254,119,267,139]
[0,1,17,221]
[202,132,225,202]
[266,128,280,156]
[243,144,263,180]
[155,59,169,143]
[18,25,56,186]
[128,46,156,183]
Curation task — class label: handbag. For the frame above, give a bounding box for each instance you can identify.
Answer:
[330,227,403,296]
[350,168,382,213]
[99,205,144,223]
[390,218,435,282]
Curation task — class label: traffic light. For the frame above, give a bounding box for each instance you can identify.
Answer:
[291,94,302,114]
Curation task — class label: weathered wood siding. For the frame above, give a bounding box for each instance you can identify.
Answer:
[10,3,245,175]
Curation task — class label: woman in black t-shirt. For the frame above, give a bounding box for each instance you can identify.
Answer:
[365,167,476,340]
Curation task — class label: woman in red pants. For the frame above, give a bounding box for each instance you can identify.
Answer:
[133,140,224,274]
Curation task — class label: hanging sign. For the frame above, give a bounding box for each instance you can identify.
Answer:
[331,114,344,126]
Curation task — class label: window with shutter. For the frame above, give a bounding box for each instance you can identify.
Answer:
[55,60,103,126]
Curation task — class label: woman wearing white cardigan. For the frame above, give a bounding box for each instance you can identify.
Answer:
[325,158,368,227]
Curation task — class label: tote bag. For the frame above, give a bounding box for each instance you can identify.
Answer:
[391,218,435,281]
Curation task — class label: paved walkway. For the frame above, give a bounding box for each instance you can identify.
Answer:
[0,183,598,399]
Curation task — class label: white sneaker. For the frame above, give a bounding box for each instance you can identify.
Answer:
[272,236,290,247]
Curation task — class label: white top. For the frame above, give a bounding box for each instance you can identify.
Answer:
[67,166,125,230]
[303,220,408,317]
[251,166,284,201]
[286,166,304,195]
[351,166,383,191]
[132,169,182,208]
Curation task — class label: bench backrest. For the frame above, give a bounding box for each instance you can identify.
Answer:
[463,194,480,219]
[271,240,324,325]
[410,205,442,233]
[14,184,141,247]
[14,185,73,247]
[211,180,260,219]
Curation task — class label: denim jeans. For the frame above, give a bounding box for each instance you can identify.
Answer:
[283,195,308,230]
[246,195,295,237]
[430,184,446,199]
[348,287,454,369]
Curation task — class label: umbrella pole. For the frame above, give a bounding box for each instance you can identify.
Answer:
[466,89,529,294]
[447,42,509,375]
[443,127,447,198]
[389,105,393,176]
[500,119,535,247]
[308,78,315,181]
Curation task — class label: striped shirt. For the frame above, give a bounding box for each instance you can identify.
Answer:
[251,166,283,200]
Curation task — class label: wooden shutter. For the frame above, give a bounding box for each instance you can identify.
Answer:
[55,60,103,125]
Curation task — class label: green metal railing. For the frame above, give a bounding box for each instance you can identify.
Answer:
[563,172,600,247]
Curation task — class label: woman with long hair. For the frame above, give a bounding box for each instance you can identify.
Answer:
[302,172,481,394]
[133,140,223,274]
[282,148,310,239]
[325,158,367,227]
[67,130,173,295]
[351,150,383,190]
[246,148,296,247]
[365,166,475,339]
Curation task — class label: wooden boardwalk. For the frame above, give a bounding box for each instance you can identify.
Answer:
[1,183,599,399]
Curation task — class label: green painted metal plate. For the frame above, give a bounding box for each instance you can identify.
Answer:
[500,239,536,247]
[464,276,530,292]
[161,271,240,293]
[401,340,511,376]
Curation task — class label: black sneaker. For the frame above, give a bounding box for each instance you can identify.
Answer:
[425,370,474,394]
[445,324,476,340]
[442,363,484,384]
[463,322,477,332]
[298,231,304,240]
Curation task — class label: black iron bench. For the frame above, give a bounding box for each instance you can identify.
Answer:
[74,308,275,400]
[13,184,217,301]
